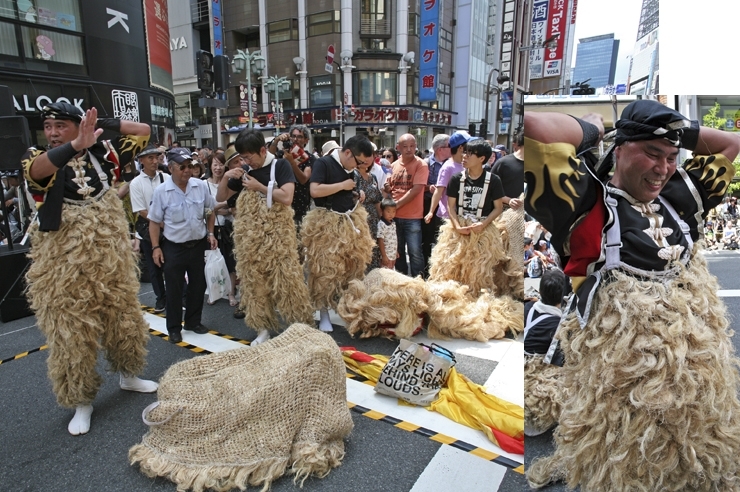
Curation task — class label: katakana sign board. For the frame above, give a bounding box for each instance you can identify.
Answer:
[418,0,439,102]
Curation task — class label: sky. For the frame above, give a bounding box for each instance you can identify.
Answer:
[570,0,643,86]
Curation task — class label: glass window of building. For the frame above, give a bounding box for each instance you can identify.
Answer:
[8,0,83,31]
[307,10,340,37]
[440,28,452,51]
[408,13,419,36]
[267,19,298,44]
[0,20,18,55]
[22,26,84,65]
[310,74,334,107]
[361,0,390,38]
[357,72,396,105]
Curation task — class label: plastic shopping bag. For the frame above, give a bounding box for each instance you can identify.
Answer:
[205,249,231,303]
[375,339,456,406]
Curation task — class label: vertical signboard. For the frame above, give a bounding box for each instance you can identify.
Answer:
[529,0,549,79]
[143,0,173,93]
[210,0,223,55]
[418,0,440,102]
[542,0,568,78]
[499,0,516,91]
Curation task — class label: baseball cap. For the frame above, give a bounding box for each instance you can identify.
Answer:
[495,144,507,152]
[166,147,193,164]
[448,131,473,149]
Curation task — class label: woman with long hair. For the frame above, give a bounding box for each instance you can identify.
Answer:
[354,156,383,271]
[206,152,237,306]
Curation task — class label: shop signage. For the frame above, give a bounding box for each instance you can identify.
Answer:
[283,106,453,127]
[112,90,140,121]
[13,94,84,113]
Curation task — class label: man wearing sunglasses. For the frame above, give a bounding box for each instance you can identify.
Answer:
[148,147,218,345]
[302,135,377,333]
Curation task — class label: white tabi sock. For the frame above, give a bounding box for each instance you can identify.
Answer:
[319,309,333,332]
[120,374,159,393]
[68,405,93,436]
[252,329,270,346]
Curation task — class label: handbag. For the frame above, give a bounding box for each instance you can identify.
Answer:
[204,249,232,303]
[375,339,456,406]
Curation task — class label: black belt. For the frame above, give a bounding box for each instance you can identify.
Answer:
[163,236,206,249]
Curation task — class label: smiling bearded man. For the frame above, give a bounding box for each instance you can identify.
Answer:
[523,99,740,491]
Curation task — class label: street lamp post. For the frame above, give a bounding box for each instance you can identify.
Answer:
[483,67,509,140]
[264,75,291,130]
[232,49,266,129]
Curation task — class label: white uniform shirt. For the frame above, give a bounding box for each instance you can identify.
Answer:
[129,171,170,239]
[148,177,215,243]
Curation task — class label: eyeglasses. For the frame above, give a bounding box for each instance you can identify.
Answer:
[290,133,304,139]
[382,153,393,158]
[178,163,196,170]
[349,149,371,167]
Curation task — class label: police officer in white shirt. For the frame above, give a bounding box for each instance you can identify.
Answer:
[130,144,169,312]
[148,148,218,343]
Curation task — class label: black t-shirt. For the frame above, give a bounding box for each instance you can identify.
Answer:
[523,301,561,355]
[292,153,315,219]
[491,154,523,199]
[446,170,504,218]
[226,157,296,208]
[310,153,356,213]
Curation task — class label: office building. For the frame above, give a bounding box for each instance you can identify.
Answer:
[571,34,619,92]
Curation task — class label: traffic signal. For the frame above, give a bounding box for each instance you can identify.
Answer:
[214,55,230,95]
[573,85,596,95]
[196,50,214,94]
[479,118,488,138]
[468,122,476,137]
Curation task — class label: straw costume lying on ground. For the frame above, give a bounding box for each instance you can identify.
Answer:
[130,323,353,492]
[301,206,375,311]
[495,204,525,299]
[27,191,149,408]
[233,189,314,331]
[337,268,522,341]
[527,255,740,491]
[523,354,561,437]
[428,216,515,298]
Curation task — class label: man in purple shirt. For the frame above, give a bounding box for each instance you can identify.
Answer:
[424,130,470,226]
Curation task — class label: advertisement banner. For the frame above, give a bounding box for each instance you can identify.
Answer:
[211,0,223,55]
[143,0,173,94]
[543,0,569,78]
[418,0,440,102]
[499,0,516,85]
[501,91,513,123]
[529,0,549,79]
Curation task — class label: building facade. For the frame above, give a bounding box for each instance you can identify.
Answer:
[171,0,511,151]
[571,33,619,92]
[627,0,658,95]
[0,0,175,146]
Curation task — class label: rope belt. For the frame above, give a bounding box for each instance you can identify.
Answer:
[328,200,361,234]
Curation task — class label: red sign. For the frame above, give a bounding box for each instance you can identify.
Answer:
[143,0,172,93]
[546,0,567,63]
[326,45,335,65]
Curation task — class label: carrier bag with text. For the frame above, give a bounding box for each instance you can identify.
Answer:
[375,339,456,406]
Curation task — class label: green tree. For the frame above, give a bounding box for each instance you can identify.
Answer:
[702,102,740,195]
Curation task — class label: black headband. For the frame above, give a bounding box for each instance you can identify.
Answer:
[41,102,83,123]
[614,99,697,149]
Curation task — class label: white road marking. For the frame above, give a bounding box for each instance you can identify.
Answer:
[410,445,508,492]
[718,290,740,297]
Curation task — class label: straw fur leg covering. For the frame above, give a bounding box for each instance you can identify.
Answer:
[425,280,523,341]
[337,268,428,339]
[233,191,314,332]
[524,355,561,436]
[527,255,740,491]
[494,206,525,299]
[129,324,353,492]
[429,217,510,297]
[301,206,374,311]
[26,191,149,408]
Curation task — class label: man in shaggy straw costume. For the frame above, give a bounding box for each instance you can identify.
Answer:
[301,135,376,333]
[216,129,314,345]
[524,99,740,491]
[22,103,158,436]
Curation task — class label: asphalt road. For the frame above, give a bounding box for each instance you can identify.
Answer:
[523,249,740,491]
[0,275,526,492]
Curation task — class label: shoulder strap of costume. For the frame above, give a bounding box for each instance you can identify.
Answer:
[86,151,110,192]
[457,170,466,217]
[266,157,277,209]
[658,194,693,251]
[477,172,492,219]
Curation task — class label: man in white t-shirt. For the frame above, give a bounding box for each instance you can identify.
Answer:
[129,144,170,312]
